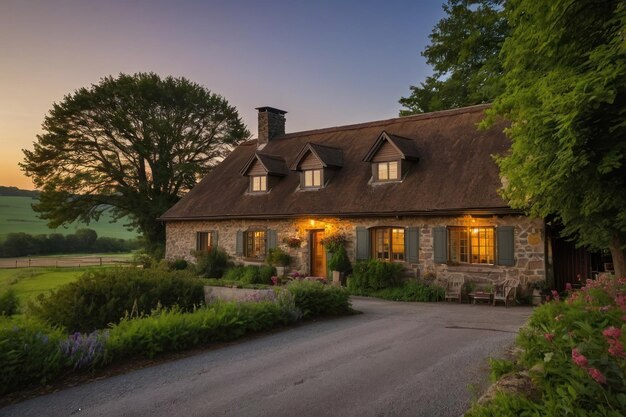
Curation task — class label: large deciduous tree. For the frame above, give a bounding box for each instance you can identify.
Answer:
[22,73,250,255]
[399,0,507,115]
[484,0,626,276]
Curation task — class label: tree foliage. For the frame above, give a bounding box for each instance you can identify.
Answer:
[484,0,626,275]
[399,0,507,115]
[22,73,250,255]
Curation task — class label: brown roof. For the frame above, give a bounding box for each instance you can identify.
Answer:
[291,143,344,170]
[363,131,420,162]
[240,153,288,176]
[160,104,515,221]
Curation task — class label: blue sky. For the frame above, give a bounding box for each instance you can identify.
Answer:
[0,0,445,188]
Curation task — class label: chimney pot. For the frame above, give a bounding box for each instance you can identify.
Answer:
[256,106,287,147]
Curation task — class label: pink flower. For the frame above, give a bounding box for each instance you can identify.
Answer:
[599,305,610,313]
[587,367,607,384]
[565,282,573,291]
[543,333,554,342]
[551,290,560,301]
[602,326,622,339]
[572,348,589,368]
[608,339,626,358]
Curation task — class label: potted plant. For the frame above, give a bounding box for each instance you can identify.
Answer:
[266,248,291,276]
[327,245,351,286]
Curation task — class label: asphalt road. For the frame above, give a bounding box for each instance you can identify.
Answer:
[1,298,532,417]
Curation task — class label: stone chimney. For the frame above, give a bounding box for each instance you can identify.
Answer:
[256,106,287,147]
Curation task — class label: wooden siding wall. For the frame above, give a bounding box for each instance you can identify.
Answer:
[372,141,401,162]
[299,151,324,170]
[247,159,266,175]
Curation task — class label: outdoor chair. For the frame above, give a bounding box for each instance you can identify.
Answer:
[493,278,520,307]
[444,277,464,303]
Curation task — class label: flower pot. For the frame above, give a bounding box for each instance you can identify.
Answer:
[332,270,341,286]
[532,289,542,306]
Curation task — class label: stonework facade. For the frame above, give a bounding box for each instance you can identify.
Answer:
[166,214,545,287]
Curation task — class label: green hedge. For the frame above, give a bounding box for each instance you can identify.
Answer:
[29,268,206,332]
[360,282,444,302]
[348,259,404,292]
[222,265,275,285]
[0,276,353,395]
[0,317,65,394]
[287,280,352,318]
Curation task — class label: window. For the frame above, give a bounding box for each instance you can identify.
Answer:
[376,161,399,181]
[448,227,494,264]
[372,227,405,261]
[303,169,322,188]
[245,230,266,258]
[250,175,267,192]
[196,231,213,252]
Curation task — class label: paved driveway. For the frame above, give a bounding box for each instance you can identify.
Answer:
[1,298,532,417]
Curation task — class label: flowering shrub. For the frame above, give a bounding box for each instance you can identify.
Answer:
[467,275,626,416]
[320,233,348,253]
[60,330,109,370]
[283,236,302,249]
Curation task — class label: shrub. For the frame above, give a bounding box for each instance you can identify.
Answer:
[169,258,189,271]
[287,280,352,318]
[29,268,205,332]
[60,330,109,370]
[466,275,626,416]
[348,259,404,292]
[0,289,19,316]
[105,301,289,360]
[194,247,231,278]
[328,245,351,273]
[0,317,65,394]
[266,248,291,267]
[366,282,444,302]
[223,265,275,285]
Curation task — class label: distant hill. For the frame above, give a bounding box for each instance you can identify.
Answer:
[0,186,40,197]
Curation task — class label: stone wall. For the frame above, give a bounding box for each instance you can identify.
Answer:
[166,214,545,287]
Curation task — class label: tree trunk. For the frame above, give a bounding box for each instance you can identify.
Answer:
[609,234,626,278]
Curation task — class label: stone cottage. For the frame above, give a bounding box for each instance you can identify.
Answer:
[160,104,546,288]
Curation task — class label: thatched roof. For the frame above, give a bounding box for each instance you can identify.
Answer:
[160,104,516,221]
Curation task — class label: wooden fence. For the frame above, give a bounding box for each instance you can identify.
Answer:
[0,256,132,269]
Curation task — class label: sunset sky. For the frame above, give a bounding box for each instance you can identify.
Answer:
[0,0,444,189]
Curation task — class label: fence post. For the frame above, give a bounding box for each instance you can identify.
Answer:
[29,258,31,268]
[100,257,102,266]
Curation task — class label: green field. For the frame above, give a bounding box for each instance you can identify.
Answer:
[0,267,90,302]
[0,196,138,241]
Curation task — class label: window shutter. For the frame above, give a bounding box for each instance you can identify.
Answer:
[433,227,447,264]
[196,232,202,251]
[268,229,277,250]
[405,227,419,264]
[211,231,218,248]
[236,230,244,256]
[355,227,370,260]
[497,226,515,266]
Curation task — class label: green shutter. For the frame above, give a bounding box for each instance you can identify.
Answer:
[497,226,515,266]
[433,227,447,264]
[268,229,277,250]
[355,227,370,260]
[236,230,244,256]
[405,227,419,264]
[212,231,218,248]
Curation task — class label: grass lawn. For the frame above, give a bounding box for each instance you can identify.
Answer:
[0,196,138,241]
[0,267,98,302]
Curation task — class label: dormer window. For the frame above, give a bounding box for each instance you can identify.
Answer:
[377,161,399,181]
[303,169,322,188]
[250,175,267,192]
[240,152,288,194]
[363,131,419,184]
[291,142,343,190]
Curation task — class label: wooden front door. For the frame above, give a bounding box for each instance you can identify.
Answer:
[310,230,326,278]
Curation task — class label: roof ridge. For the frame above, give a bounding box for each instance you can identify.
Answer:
[271,103,491,141]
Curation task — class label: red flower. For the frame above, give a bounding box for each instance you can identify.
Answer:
[571,348,589,368]
[587,367,607,385]
[543,333,554,342]
[602,326,621,339]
